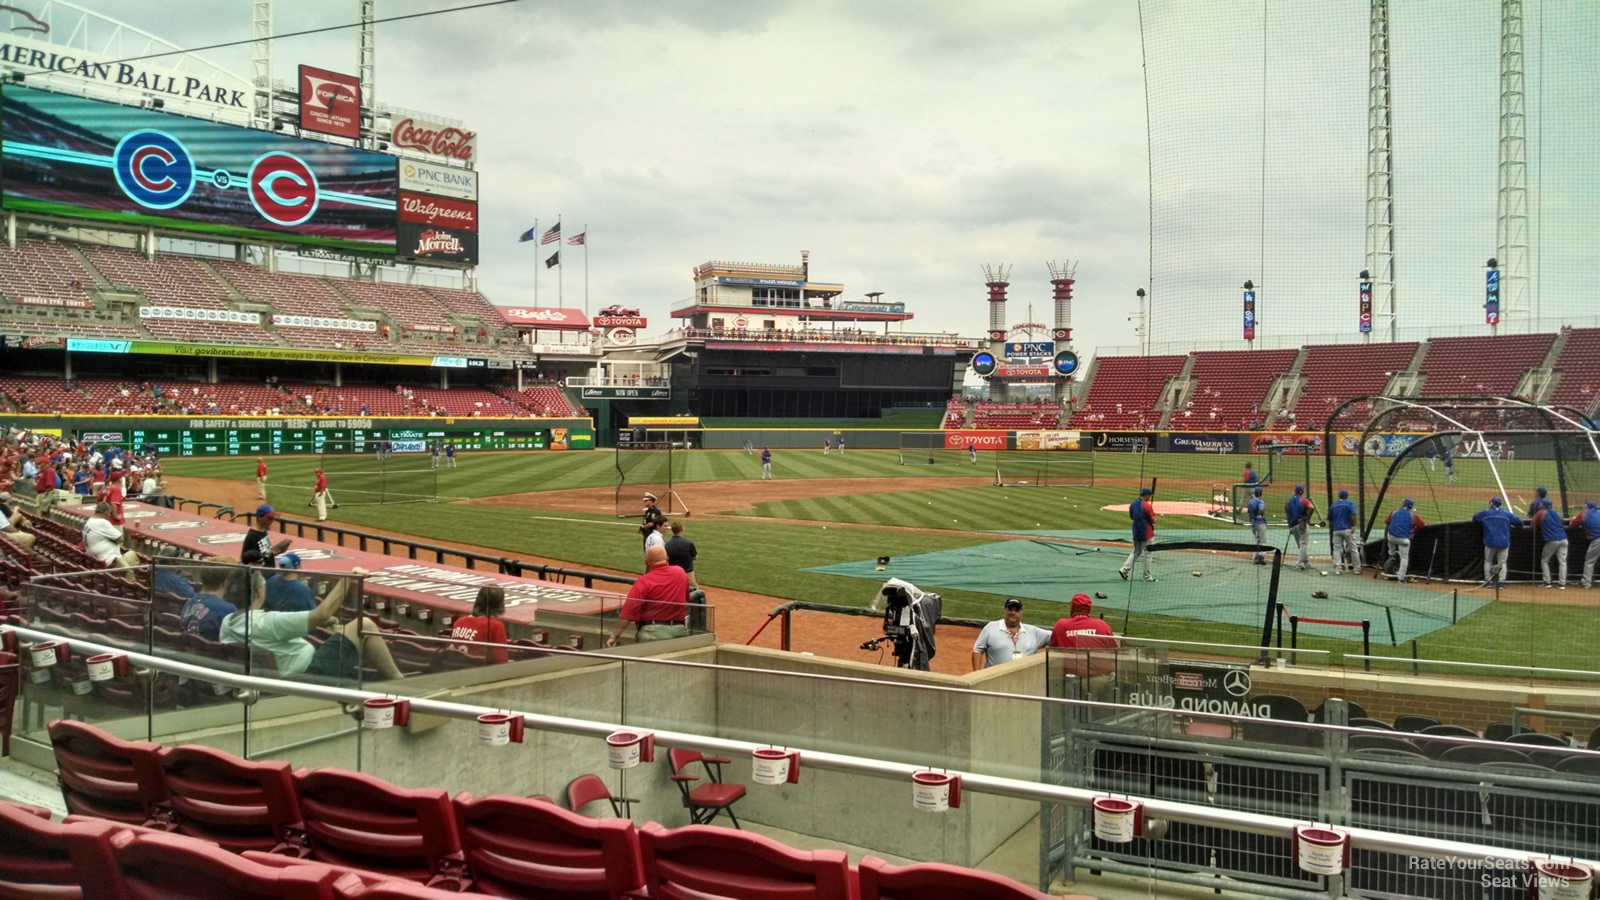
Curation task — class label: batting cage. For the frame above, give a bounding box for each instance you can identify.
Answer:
[897,432,965,466]
[992,450,1095,488]
[614,443,691,518]
[315,442,439,506]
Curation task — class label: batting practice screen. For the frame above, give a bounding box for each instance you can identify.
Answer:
[317,443,438,506]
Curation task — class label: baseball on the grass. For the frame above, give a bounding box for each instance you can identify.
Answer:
[1191,571,1203,577]
[1320,570,1329,576]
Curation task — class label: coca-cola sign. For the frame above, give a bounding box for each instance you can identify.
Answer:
[298,65,361,140]
[397,222,478,265]
[391,116,477,163]
[593,315,647,328]
[398,192,478,232]
[497,307,589,329]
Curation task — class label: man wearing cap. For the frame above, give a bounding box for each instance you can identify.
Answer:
[312,468,334,521]
[761,446,772,480]
[263,552,318,613]
[1529,486,1549,520]
[256,457,268,500]
[0,491,35,550]
[1532,497,1569,588]
[1049,594,1118,649]
[1442,449,1456,485]
[972,598,1052,669]
[1571,501,1600,589]
[606,544,690,646]
[1246,487,1269,565]
[1328,489,1361,575]
[1118,487,1157,582]
[1284,484,1315,571]
[1473,497,1523,588]
[241,504,293,568]
[640,492,665,546]
[1384,498,1424,583]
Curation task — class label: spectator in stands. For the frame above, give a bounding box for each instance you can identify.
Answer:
[665,521,699,592]
[0,491,35,550]
[1474,497,1522,588]
[644,518,669,555]
[140,469,167,508]
[179,562,236,641]
[241,504,292,568]
[219,564,406,682]
[448,585,509,664]
[1329,489,1361,575]
[972,598,1051,670]
[96,469,122,524]
[70,465,91,497]
[152,564,196,601]
[1384,498,1423,583]
[83,501,138,570]
[262,553,316,613]
[605,544,690,646]
[1048,594,1118,649]
[1573,501,1600,590]
[1533,498,1569,589]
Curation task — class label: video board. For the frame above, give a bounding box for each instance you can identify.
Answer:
[128,426,552,457]
[1,85,396,253]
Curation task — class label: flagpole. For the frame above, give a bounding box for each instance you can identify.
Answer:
[556,212,564,307]
[532,218,539,306]
[583,223,590,318]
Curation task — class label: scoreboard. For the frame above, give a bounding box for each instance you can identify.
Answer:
[128,427,552,457]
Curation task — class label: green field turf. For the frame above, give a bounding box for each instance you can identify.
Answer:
[160,448,1590,670]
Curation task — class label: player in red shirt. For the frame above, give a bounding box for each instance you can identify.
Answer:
[312,468,335,521]
[97,469,124,525]
[605,545,689,646]
[256,457,268,500]
[448,585,509,664]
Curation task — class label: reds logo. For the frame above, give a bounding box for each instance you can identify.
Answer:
[249,152,319,226]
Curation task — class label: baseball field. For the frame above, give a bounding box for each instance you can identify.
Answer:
[157,445,1597,674]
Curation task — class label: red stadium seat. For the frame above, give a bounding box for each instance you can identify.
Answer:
[0,799,121,897]
[451,791,645,898]
[290,769,465,888]
[858,856,1050,899]
[565,773,633,818]
[0,650,18,757]
[47,720,171,826]
[158,744,306,853]
[107,829,345,899]
[637,822,853,900]
[668,749,745,829]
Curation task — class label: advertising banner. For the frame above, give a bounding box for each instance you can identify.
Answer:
[65,337,441,367]
[139,306,260,324]
[579,386,671,400]
[1086,432,1151,452]
[1,86,396,253]
[1015,430,1082,451]
[497,307,589,328]
[0,33,250,121]
[594,315,647,328]
[270,314,377,332]
[398,159,478,201]
[1360,433,1421,458]
[1243,289,1257,341]
[390,116,476,163]
[1004,341,1055,358]
[1125,660,1269,718]
[1359,281,1373,334]
[1485,269,1500,325]
[396,222,478,265]
[397,192,478,232]
[1168,433,1241,454]
[1249,433,1324,454]
[604,327,636,346]
[15,296,91,308]
[994,363,1051,378]
[297,65,361,140]
[944,431,1007,451]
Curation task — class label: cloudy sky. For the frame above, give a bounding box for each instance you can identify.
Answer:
[20,1,1598,352]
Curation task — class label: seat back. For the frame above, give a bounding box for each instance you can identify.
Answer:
[452,793,643,899]
[858,856,1049,900]
[109,829,342,899]
[1393,714,1440,733]
[0,650,17,756]
[565,774,615,816]
[47,720,169,824]
[291,769,460,884]
[0,800,120,895]
[637,823,852,900]
[159,744,304,852]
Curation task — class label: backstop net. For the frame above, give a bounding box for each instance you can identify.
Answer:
[615,443,691,518]
[315,442,438,506]
[992,450,1095,487]
[897,432,965,466]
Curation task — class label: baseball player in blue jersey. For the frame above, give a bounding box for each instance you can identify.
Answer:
[1442,450,1455,485]
[1246,487,1268,565]
[446,443,457,467]
[1284,484,1315,570]
[1529,486,1548,519]
[1472,497,1522,588]
[1424,445,1437,471]
[968,439,977,464]
[1533,498,1569,588]
[1119,487,1157,582]
[1328,489,1360,575]
[760,446,772,480]
[823,438,831,456]
[1384,498,1423,582]
[1572,500,1600,589]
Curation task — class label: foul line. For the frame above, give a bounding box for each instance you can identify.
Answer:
[527,515,636,528]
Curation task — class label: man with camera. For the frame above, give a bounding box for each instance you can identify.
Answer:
[971,598,1051,670]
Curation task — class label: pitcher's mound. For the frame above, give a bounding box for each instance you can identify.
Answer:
[1100,500,1215,515]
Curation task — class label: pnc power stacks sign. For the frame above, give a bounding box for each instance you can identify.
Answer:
[297,66,361,140]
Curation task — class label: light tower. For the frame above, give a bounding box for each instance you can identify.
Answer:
[1365,0,1396,342]
[1496,0,1530,328]
[982,264,1011,358]
[1046,260,1076,347]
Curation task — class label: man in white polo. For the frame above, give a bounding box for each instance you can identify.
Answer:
[971,598,1052,670]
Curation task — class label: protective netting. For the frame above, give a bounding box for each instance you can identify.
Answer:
[316,444,438,506]
[614,445,690,517]
[897,432,963,466]
[992,450,1095,487]
[1141,0,1600,349]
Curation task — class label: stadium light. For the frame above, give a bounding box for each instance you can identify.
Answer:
[1485,257,1498,269]
[1359,270,1370,280]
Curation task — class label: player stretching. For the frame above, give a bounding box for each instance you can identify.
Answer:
[431,442,441,469]
[761,446,772,480]
[1473,497,1522,588]
[256,456,268,500]
[1246,487,1268,565]
[968,439,977,464]
[1284,484,1315,570]
[1442,450,1455,485]
[446,443,457,468]
[1118,487,1157,582]
[823,438,831,456]
[1384,498,1423,583]
[1328,489,1360,575]
[1573,501,1600,589]
[313,467,337,521]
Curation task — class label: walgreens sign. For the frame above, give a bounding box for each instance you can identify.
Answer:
[398,192,478,232]
[391,116,476,163]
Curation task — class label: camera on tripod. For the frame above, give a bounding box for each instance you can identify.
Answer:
[859,578,942,670]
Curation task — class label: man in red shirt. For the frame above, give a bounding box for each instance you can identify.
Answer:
[605,545,689,646]
[96,469,123,525]
[256,457,268,500]
[1049,594,1119,649]
[312,468,335,521]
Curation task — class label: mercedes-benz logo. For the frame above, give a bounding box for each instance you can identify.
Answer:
[1223,669,1252,697]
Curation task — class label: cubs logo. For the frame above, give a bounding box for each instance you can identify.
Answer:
[249,152,319,226]
[113,130,196,210]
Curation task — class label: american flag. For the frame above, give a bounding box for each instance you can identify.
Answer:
[567,232,586,246]
[540,222,561,244]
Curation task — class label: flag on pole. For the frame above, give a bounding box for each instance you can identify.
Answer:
[567,232,586,246]
[545,251,560,268]
[541,222,561,244]
[517,226,538,242]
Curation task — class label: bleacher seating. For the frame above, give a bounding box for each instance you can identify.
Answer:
[404,387,521,418]
[1180,349,1299,430]
[1548,328,1600,414]
[81,247,232,309]
[0,240,96,306]
[1418,334,1555,399]
[941,398,967,429]
[1294,341,1419,430]
[493,385,576,417]
[1068,354,1186,430]
[332,281,453,332]
[971,404,1060,430]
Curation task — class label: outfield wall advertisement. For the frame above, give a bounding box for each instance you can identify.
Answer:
[1,85,397,253]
